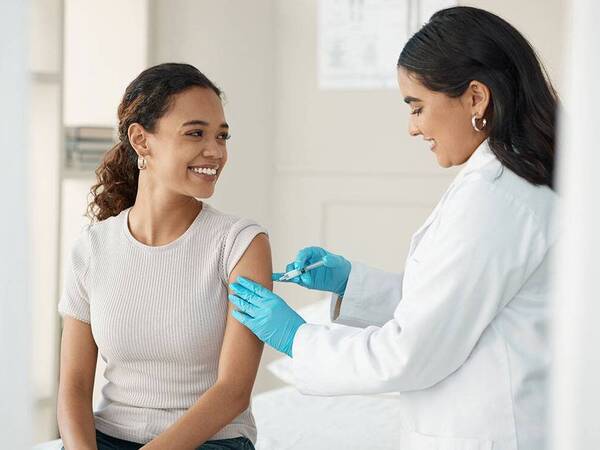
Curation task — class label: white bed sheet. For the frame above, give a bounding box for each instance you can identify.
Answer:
[254,298,403,449]
[252,386,403,450]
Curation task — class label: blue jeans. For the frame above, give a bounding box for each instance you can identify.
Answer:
[61,429,255,450]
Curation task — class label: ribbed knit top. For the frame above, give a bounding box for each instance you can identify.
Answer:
[58,202,267,444]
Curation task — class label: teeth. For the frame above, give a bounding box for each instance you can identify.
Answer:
[189,167,217,175]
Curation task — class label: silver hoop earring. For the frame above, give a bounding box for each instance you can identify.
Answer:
[137,155,147,170]
[471,115,487,132]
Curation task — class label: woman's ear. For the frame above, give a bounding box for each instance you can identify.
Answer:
[467,80,491,119]
[128,123,150,157]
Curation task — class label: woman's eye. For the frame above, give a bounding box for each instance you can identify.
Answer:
[187,130,230,141]
[410,108,422,116]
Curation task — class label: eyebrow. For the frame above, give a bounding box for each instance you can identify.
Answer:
[403,96,423,104]
[181,120,229,129]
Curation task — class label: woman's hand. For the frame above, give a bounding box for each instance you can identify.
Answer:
[272,247,351,296]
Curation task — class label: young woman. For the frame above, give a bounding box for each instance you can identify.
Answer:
[57,63,269,450]
[229,7,559,450]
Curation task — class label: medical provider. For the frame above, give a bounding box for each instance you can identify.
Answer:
[229,7,559,450]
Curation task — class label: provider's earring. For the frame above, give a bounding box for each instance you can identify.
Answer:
[137,155,147,170]
[471,115,487,132]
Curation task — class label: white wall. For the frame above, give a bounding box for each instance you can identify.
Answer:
[0,1,31,448]
[552,0,600,448]
[63,0,149,127]
[29,72,63,446]
[29,0,64,441]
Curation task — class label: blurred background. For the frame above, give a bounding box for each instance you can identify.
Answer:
[2,0,599,448]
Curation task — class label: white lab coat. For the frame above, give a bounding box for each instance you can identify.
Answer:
[292,140,559,450]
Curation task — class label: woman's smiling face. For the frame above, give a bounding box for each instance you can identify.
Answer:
[133,86,230,199]
[397,67,489,168]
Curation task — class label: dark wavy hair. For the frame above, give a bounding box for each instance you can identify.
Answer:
[87,63,222,222]
[398,6,558,189]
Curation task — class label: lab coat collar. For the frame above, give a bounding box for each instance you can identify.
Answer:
[410,139,497,244]
[454,139,497,184]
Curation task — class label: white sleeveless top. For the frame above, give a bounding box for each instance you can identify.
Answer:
[58,202,267,444]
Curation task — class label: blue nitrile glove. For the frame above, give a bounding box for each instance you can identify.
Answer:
[229,276,306,358]
[272,247,351,297]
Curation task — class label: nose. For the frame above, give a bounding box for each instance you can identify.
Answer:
[408,118,420,137]
[202,139,225,159]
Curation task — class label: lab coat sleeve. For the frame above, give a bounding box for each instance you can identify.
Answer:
[292,179,550,395]
[329,262,403,328]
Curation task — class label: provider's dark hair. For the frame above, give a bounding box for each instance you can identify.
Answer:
[87,63,222,222]
[398,6,558,189]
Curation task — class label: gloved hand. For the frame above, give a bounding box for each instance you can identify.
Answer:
[272,247,352,297]
[229,276,306,358]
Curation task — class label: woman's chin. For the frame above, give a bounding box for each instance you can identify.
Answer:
[434,153,451,168]
[190,187,216,200]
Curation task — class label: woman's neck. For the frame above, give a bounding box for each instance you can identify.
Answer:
[128,188,203,247]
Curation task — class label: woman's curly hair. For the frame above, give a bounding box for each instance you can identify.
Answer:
[87,63,222,222]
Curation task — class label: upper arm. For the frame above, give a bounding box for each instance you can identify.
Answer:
[59,316,98,395]
[58,229,96,395]
[217,233,272,396]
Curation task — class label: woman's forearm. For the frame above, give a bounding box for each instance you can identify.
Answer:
[57,386,97,450]
[141,382,250,450]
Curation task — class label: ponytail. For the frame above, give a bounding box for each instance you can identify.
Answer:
[87,141,138,222]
